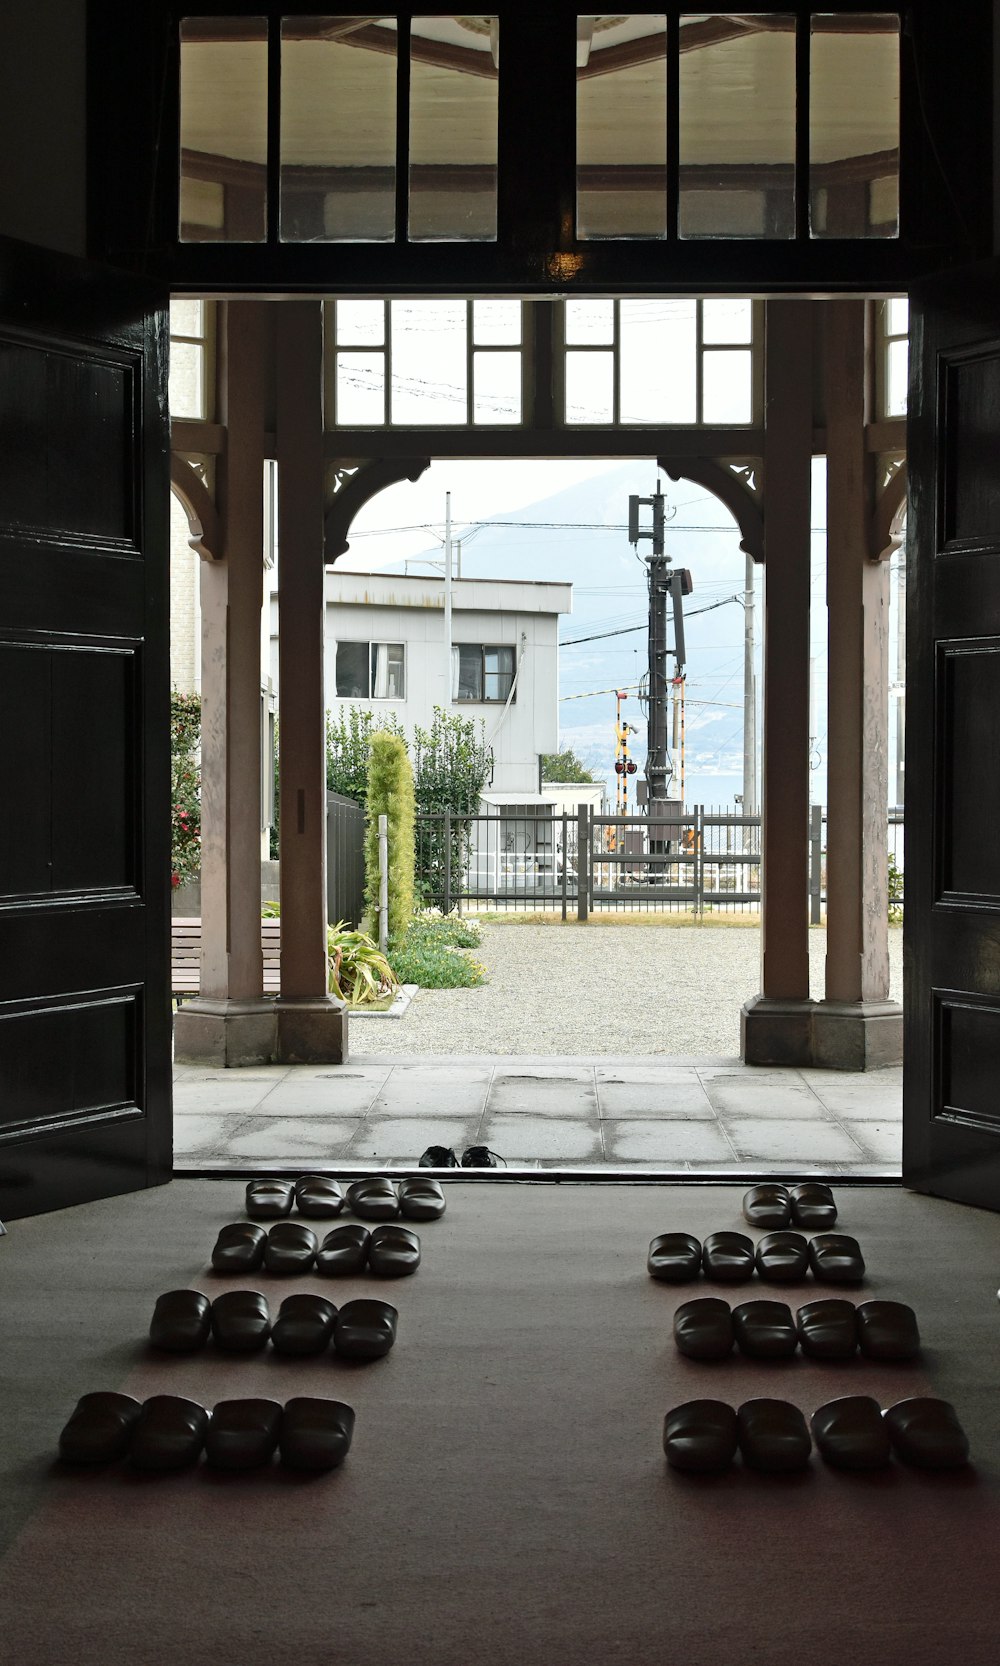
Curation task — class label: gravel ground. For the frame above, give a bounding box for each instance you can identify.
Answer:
[352,923,904,1056]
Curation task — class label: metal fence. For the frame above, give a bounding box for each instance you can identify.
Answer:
[413,806,905,918]
[326,791,366,927]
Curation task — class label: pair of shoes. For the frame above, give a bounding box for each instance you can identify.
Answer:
[211,1220,421,1278]
[150,1288,399,1359]
[348,1176,446,1221]
[742,1182,837,1230]
[663,1394,970,1476]
[59,1390,356,1472]
[419,1144,506,1168]
[246,1176,345,1220]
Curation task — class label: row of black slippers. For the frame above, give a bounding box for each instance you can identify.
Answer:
[212,1220,421,1278]
[246,1175,446,1222]
[151,1289,397,1358]
[664,1394,970,1474]
[59,1391,354,1472]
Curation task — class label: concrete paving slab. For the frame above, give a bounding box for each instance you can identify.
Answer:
[479,1115,603,1162]
[595,1076,716,1119]
[487,1068,599,1119]
[172,1114,254,1156]
[370,1065,493,1119]
[720,1118,867,1162]
[604,1120,736,1162]
[343,1118,481,1164]
[222,1118,362,1161]
[842,1122,903,1161]
[702,1076,824,1117]
[248,1078,386,1116]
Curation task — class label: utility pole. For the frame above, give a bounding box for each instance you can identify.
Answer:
[443,491,453,707]
[742,552,757,840]
[629,485,670,813]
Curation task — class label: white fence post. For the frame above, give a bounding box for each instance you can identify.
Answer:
[378,813,389,952]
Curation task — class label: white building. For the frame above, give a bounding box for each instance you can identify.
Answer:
[312,569,573,798]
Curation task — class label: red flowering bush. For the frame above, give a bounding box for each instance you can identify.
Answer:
[171,690,201,889]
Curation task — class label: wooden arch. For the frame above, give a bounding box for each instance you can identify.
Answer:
[658,455,765,564]
[872,461,907,562]
[324,457,432,561]
[170,454,221,561]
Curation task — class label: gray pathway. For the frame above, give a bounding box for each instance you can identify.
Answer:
[346,923,904,1056]
[173,1055,902,1176]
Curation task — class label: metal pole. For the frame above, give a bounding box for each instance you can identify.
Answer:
[577,802,589,922]
[895,548,906,806]
[561,809,568,922]
[743,552,757,847]
[443,491,453,710]
[443,806,452,916]
[809,802,823,925]
[378,812,389,952]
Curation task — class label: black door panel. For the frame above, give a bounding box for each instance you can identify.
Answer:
[0,235,170,1219]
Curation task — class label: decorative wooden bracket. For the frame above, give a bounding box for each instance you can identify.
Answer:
[170,453,221,561]
[659,455,765,564]
[872,457,907,562]
[324,457,431,561]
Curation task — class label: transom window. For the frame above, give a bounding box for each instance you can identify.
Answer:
[562,296,756,425]
[336,640,406,699]
[879,296,908,418]
[329,298,521,426]
[453,645,515,704]
[176,10,899,248]
[168,299,212,418]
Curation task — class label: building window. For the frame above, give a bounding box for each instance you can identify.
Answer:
[562,296,757,425]
[336,640,405,699]
[879,296,908,418]
[329,296,522,426]
[454,644,515,703]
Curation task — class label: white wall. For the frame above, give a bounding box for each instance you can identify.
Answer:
[272,572,571,797]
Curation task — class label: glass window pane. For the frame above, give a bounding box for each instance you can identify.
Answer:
[336,353,386,425]
[886,338,908,417]
[565,299,614,345]
[701,298,753,345]
[409,17,498,241]
[336,641,369,697]
[280,17,396,242]
[565,351,614,423]
[168,341,205,419]
[372,642,405,699]
[473,353,522,424]
[456,646,483,701]
[886,296,908,337]
[577,15,667,238]
[620,299,696,424]
[702,349,753,423]
[473,300,521,345]
[180,18,267,242]
[170,299,204,339]
[390,301,468,424]
[679,14,796,240]
[336,300,385,346]
[810,15,900,240]
[485,646,515,701]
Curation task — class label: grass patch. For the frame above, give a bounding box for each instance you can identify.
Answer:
[387,914,487,988]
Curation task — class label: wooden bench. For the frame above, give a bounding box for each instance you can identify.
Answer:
[171,917,282,1001]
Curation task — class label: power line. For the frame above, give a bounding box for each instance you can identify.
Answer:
[559,592,742,647]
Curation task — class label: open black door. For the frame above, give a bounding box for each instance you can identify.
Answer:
[0,235,171,1220]
[904,259,1000,1209]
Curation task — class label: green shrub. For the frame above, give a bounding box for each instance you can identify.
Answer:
[328,921,399,1007]
[327,707,405,803]
[888,851,904,923]
[408,910,483,949]
[387,924,486,989]
[170,690,201,889]
[365,732,416,940]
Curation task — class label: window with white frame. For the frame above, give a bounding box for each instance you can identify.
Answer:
[336,640,406,699]
[169,298,213,419]
[562,296,757,425]
[879,296,908,418]
[329,297,522,426]
[453,644,515,703]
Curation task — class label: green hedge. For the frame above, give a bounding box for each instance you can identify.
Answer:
[364,732,415,940]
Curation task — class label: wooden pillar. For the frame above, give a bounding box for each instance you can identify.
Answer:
[275,301,348,1063]
[816,299,901,1068]
[742,300,814,1065]
[174,301,275,1065]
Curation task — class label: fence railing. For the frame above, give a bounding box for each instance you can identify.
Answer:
[413,806,905,918]
[326,791,366,927]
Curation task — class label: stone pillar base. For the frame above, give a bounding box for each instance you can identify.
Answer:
[741,997,815,1068]
[742,995,903,1070]
[173,998,278,1067]
[275,997,349,1065]
[811,1000,903,1071]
